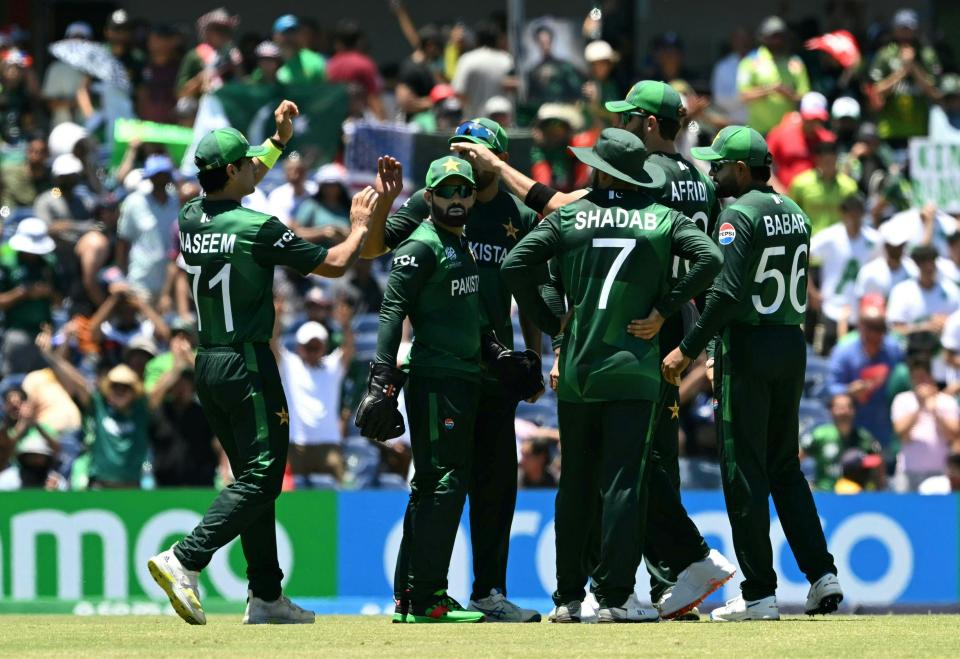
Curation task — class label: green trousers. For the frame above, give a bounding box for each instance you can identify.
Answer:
[716,325,837,601]
[175,343,289,601]
[469,389,518,601]
[643,382,711,602]
[554,398,653,609]
[393,373,480,604]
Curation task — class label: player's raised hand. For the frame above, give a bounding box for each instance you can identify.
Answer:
[349,186,379,230]
[273,100,300,145]
[450,141,499,174]
[661,347,691,387]
[627,309,665,340]
[375,156,404,201]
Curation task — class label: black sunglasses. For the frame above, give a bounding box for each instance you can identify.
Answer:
[709,160,740,174]
[431,184,475,199]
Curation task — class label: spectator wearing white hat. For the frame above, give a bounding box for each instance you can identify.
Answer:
[0,218,60,375]
[266,154,318,226]
[32,153,94,236]
[278,317,354,484]
[582,40,621,129]
[929,74,960,140]
[116,154,179,302]
[766,91,837,193]
[294,163,350,244]
[248,41,283,86]
[41,22,92,126]
[830,96,861,152]
[854,218,918,302]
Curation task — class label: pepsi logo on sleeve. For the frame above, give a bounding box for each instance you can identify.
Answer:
[718,223,736,245]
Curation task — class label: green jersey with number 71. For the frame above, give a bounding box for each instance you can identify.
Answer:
[711,187,810,326]
[178,198,329,346]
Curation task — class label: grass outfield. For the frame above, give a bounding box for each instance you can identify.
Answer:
[2,615,960,657]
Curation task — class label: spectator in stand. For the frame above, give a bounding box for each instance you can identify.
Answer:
[21,364,84,478]
[273,14,326,85]
[530,103,587,193]
[842,122,896,196]
[790,141,860,236]
[643,31,695,86]
[0,218,60,375]
[891,356,960,491]
[123,336,159,381]
[526,23,584,107]
[279,318,353,485]
[828,294,904,447]
[303,286,335,335]
[868,9,942,146]
[267,155,318,226]
[937,233,960,287]
[883,202,956,255]
[831,97,862,153]
[144,318,197,393]
[767,92,837,193]
[326,19,384,119]
[451,21,514,120]
[38,328,149,489]
[855,219,916,301]
[395,25,444,123]
[737,16,810,136]
[330,260,383,315]
[0,388,61,489]
[247,41,283,86]
[41,22,91,126]
[519,437,557,488]
[116,154,179,302]
[89,280,171,369]
[294,163,350,245]
[833,448,887,494]
[104,10,144,90]
[712,27,753,125]
[887,245,959,339]
[582,40,621,130]
[148,350,219,487]
[802,393,881,491]
[0,388,19,489]
[1,135,51,208]
[176,8,244,100]
[807,193,879,353]
[70,194,120,356]
[0,48,41,143]
[483,96,514,129]
[918,452,960,494]
[136,24,182,124]
[33,154,94,235]
[929,74,960,140]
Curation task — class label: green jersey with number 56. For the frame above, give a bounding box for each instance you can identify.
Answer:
[178,197,328,347]
[712,187,810,326]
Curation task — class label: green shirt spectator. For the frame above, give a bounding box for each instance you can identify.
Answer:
[802,393,882,491]
[789,169,859,235]
[278,49,326,85]
[85,383,150,487]
[0,220,59,334]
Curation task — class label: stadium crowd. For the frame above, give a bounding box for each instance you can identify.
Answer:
[0,4,959,495]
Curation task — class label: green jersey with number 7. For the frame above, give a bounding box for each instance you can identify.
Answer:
[711,188,810,326]
[178,198,329,346]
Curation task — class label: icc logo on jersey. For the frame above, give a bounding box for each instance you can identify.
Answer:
[718,222,736,245]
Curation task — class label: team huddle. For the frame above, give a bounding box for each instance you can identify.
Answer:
[146,81,844,626]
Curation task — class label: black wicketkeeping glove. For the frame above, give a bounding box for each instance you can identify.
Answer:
[481,332,545,401]
[355,362,406,442]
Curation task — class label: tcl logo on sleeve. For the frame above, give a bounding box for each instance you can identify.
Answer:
[272,230,296,248]
[718,223,736,245]
[393,255,419,268]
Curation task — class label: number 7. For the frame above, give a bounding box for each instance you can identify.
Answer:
[593,238,636,310]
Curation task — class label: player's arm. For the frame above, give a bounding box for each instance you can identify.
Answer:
[501,213,563,336]
[451,142,587,215]
[361,157,410,258]
[251,101,299,185]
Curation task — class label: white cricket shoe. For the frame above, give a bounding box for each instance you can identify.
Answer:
[658,549,737,620]
[709,595,780,622]
[597,593,660,623]
[581,591,599,623]
[805,573,843,615]
[147,546,206,625]
[243,591,315,624]
[548,600,582,623]
[468,589,541,622]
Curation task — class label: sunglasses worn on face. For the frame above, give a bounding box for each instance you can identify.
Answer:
[709,160,739,174]
[432,184,475,199]
[454,122,502,152]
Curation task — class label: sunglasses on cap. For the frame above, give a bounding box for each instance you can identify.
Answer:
[454,121,503,152]
[431,184,475,199]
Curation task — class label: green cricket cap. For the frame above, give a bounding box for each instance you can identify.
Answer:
[448,117,509,153]
[691,125,772,167]
[194,127,271,171]
[568,127,666,189]
[425,156,476,188]
[604,80,683,119]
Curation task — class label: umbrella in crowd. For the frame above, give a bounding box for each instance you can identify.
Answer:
[49,38,130,91]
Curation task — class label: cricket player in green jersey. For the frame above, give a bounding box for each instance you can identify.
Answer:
[455,82,736,620]
[663,125,843,622]
[502,128,723,623]
[147,101,388,626]
[356,156,539,623]
[361,118,543,622]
